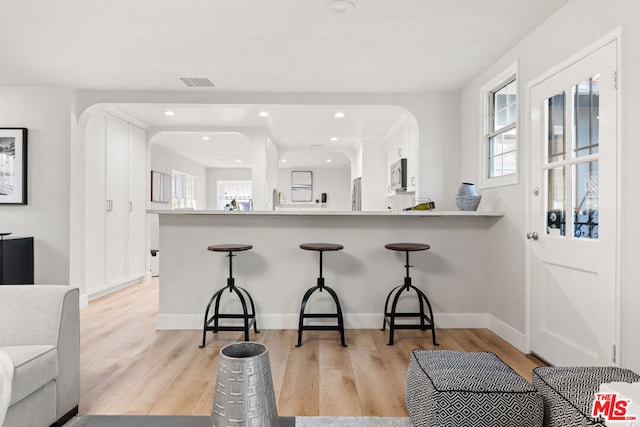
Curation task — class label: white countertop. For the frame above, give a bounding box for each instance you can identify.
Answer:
[148,209,503,217]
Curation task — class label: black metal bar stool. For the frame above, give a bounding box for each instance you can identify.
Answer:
[296,243,347,347]
[199,244,259,348]
[381,243,438,346]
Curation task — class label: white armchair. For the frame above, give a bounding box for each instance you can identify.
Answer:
[0,285,80,427]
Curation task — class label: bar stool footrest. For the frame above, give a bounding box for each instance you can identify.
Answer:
[205,318,257,333]
[299,325,342,331]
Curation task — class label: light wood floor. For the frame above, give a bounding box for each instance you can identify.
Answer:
[79,279,545,417]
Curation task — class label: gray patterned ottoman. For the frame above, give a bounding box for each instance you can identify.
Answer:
[406,350,543,427]
[532,366,640,427]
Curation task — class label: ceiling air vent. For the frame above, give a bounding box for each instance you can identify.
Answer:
[178,77,215,88]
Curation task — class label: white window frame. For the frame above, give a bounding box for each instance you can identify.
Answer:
[479,61,519,189]
[171,169,197,210]
[217,180,252,211]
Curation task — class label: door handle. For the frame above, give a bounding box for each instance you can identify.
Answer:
[526,232,539,241]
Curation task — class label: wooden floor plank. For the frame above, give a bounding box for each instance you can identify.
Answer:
[319,335,360,416]
[349,349,407,416]
[277,333,320,416]
[79,278,546,417]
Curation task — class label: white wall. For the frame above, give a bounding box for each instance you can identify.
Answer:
[265,137,279,210]
[75,91,461,210]
[158,213,497,330]
[278,167,351,211]
[360,139,389,211]
[459,0,640,370]
[206,167,252,210]
[0,87,73,285]
[149,143,207,210]
[148,143,208,266]
[411,92,460,209]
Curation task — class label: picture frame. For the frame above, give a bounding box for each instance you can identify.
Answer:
[291,171,312,202]
[0,128,28,205]
[150,170,171,203]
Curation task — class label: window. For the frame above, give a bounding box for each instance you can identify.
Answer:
[480,62,518,188]
[217,181,252,211]
[171,170,197,209]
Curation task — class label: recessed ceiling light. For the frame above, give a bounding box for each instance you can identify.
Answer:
[281,159,287,163]
[259,111,269,117]
[236,159,242,163]
[330,137,339,142]
[327,0,355,14]
[334,111,345,118]
[326,159,333,163]
[201,136,211,141]
[164,110,176,116]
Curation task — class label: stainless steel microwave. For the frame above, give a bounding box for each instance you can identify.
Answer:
[389,158,407,192]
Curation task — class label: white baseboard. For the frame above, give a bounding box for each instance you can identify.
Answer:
[79,293,89,308]
[487,314,526,352]
[86,278,143,302]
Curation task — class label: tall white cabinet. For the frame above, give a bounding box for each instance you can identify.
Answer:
[86,111,146,298]
[387,117,418,193]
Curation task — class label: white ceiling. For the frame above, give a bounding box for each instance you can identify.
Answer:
[0,0,569,167]
[115,103,407,168]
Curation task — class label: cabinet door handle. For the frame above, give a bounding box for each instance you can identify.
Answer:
[129,202,133,213]
[106,200,112,212]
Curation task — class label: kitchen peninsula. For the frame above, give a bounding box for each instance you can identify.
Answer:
[152,210,502,332]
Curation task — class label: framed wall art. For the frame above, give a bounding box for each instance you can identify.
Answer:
[150,170,171,203]
[0,128,28,205]
[291,171,312,202]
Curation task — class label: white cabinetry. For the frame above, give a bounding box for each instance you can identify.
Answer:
[105,115,128,286]
[387,117,418,193]
[86,111,146,298]
[407,121,418,191]
[127,125,146,280]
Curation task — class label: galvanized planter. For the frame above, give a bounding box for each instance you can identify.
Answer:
[211,342,278,427]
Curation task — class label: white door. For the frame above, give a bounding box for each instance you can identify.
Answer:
[529,41,617,366]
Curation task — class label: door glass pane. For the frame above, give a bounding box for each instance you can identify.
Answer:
[547,167,566,236]
[547,93,566,163]
[574,160,599,239]
[574,74,600,157]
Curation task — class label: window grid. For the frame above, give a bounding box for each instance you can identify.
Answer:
[487,77,517,179]
[171,171,197,209]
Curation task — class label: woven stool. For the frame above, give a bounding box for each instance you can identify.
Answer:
[532,366,640,427]
[407,350,543,427]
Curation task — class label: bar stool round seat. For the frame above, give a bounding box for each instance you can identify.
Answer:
[300,243,344,252]
[199,244,258,348]
[382,242,438,346]
[296,243,347,347]
[208,244,253,253]
[385,243,430,252]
